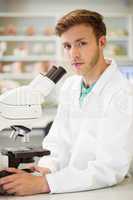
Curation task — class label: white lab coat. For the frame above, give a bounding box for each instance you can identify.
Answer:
[38,59,133,193]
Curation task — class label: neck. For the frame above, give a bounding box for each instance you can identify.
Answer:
[83,57,109,87]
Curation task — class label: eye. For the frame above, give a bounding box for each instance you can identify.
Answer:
[63,43,71,50]
[78,41,87,47]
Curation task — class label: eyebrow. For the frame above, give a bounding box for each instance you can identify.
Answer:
[62,37,86,46]
[75,37,86,42]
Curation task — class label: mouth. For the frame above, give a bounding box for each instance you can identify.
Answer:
[71,62,84,69]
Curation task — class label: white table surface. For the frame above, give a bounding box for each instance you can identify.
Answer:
[1,176,133,200]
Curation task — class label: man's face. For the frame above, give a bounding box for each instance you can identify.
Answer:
[61,24,105,77]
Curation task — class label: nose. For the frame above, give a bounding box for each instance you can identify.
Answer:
[70,46,80,59]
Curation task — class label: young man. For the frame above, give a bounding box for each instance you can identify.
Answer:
[0,9,133,196]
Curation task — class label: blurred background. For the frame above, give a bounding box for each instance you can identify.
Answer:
[0,0,133,159]
[0,0,133,94]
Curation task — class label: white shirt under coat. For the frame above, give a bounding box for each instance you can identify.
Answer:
[38,59,133,193]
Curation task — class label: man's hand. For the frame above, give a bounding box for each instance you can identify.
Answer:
[0,168,50,196]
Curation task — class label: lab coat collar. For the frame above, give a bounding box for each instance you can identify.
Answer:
[90,58,118,96]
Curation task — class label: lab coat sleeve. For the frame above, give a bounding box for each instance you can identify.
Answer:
[38,79,72,173]
[46,88,133,193]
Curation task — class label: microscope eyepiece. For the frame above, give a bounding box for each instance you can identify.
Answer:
[44,66,57,78]
[46,66,67,83]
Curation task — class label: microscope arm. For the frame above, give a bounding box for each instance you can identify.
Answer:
[0,66,66,139]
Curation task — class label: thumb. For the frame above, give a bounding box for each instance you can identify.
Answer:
[34,166,51,174]
[26,163,36,171]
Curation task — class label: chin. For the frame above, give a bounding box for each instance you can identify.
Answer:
[72,67,81,73]
[73,69,82,75]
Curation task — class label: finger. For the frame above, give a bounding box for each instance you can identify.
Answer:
[32,166,46,174]
[26,163,35,168]
[36,166,51,174]
[33,166,41,172]
[0,175,23,195]
[0,174,19,185]
[2,180,20,191]
[6,189,16,195]
[6,187,17,195]
[5,168,25,174]
[7,185,24,196]
[25,164,36,171]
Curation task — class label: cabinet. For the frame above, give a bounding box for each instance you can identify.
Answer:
[0,13,133,94]
[0,13,62,93]
[104,14,133,62]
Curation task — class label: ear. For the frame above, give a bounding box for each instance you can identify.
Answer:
[99,36,106,49]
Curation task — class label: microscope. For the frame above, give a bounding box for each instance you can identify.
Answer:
[0,66,66,182]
